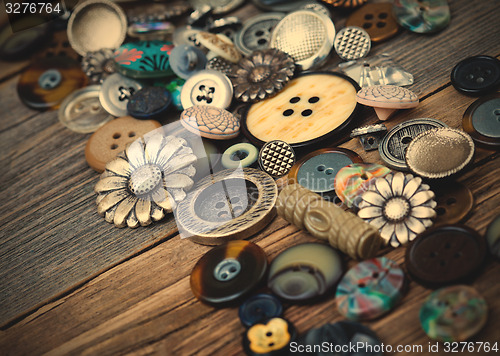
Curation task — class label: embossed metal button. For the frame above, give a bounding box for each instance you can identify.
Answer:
[346,2,400,43]
[451,56,500,96]
[58,85,112,133]
[393,0,450,34]
[462,94,500,149]
[334,26,371,61]
[234,12,284,56]
[181,69,233,109]
[222,143,259,169]
[127,86,172,120]
[420,286,487,342]
[190,240,268,306]
[270,10,335,71]
[176,168,277,245]
[180,105,240,140]
[432,182,474,226]
[99,73,143,117]
[239,293,283,327]
[405,225,487,287]
[259,140,296,178]
[82,48,116,84]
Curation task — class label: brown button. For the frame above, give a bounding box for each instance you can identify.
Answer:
[346,3,400,43]
[34,31,80,61]
[85,116,161,172]
[432,182,474,226]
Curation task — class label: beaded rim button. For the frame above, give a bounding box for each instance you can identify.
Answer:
[180,69,234,109]
[239,293,283,327]
[259,140,296,178]
[462,93,500,149]
[190,240,268,306]
[180,105,240,140]
[346,2,400,43]
[334,26,371,61]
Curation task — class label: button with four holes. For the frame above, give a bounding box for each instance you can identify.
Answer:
[180,69,233,109]
[451,55,500,96]
[99,73,143,117]
[346,2,399,42]
[334,26,371,61]
[259,140,296,178]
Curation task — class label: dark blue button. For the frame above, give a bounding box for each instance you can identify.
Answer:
[127,86,172,119]
[239,293,283,328]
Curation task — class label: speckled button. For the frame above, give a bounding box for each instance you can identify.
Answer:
[346,2,400,43]
[393,0,450,34]
[420,286,488,342]
[180,105,240,140]
[334,26,371,61]
[405,225,487,287]
[127,86,172,120]
[114,41,174,79]
[486,215,500,258]
[239,293,283,327]
[99,73,143,117]
[181,69,233,109]
[289,148,362,193]
[451,56,500,96]
[222,143,259,169]
[463,94,500,149]
[85,116,161,172]
[234,13,284,56]
[268,243,344,302]
[169,45,207,79]
[259,140,296,178]
[243,317,297,356]
[190,240,268,306]
[432,182,474,226]
[336,257,406,320]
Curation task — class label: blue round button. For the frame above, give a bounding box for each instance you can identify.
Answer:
[238,293,283,327]
[127,86,172,120]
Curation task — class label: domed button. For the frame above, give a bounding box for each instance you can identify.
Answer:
[451,55,500,96]
[190,240,268,306]
[99,73,143,117]
[336,257,406,320]
[222,143,259,169]
[268,243,344,302]
[462,93,500,149]
[180,105,240,140]
[243,317,297,356]
[392,0,450,34]
[239,293,283,328]
[334,26,371,61]
[346,2,400,43]
[127,86,172,120]
[420,285,487,342]
[181,69,233,109]
[405,225,488,287]
[356,85,419,121]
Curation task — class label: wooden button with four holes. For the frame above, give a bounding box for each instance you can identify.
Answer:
[346,2,400,43]
[85,116,162,172]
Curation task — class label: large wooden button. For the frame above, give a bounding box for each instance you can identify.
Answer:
[462,94,500,149]
[190,240,268,306]
[405,225,487,287]
[85,116,161,172]
[432,182,474,226]
[346,2,400,43]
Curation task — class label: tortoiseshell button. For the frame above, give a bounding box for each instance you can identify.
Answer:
[405,225,487,287]
[17,56,87,110]
[420,286,487,342]
[346,2,400,43]
[268,243,343,302]
[462,94,500,149]
[239,293,283,327]
[190,240,268,306]
[180,105,240,140]
[336,257,406,320]
[486,215,500,259]
[432,182,474,226]
[243,317,297,356]
[451,56,500,96]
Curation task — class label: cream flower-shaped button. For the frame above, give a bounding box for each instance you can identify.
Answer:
[356,85,418,121]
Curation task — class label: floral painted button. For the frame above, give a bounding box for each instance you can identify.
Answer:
[243,317,297,356]
[268,243,344,302]
[392,0,450,34]
[486,215,500,258]
[85,116,161,172]
[222,143,259,169]
[356,85,419,121]
[190,240,268,306]
[239,293,283,328]
[346,2,400,43]
[180,105,240,140]
[336,257,406,321]
[420,286,487,342]
[180,69,234,109]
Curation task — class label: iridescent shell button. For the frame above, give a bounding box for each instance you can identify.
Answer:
[180,105,240,140]
[336,257,406,321]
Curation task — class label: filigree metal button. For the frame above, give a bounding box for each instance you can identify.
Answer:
[99,73,143,117]
[259,140,296,178]
[180,105,240,140]
[334,26,371,61]
[180,69,234,109]
[393,0,450,34]
[462,94,500,149]
[234,12,285,56]
[82,48,116,84]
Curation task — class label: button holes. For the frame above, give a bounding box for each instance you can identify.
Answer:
[229,266,237,273]
[372,272,379,278]
[218,211,229,218]
[358,282,366,288]
[446,197,456,205]
[317,165,325,172]
[454,251,463,258]
[430,251,437,258]
[364,14,374,20]
[58,51,67,57]
[257,38,267,45]
[401,136,412,145]
[361,173,369,180]
[325,168,334,175]
[128,132,136,137]
[233,206,243,214]
[91,104,100,112]
[215,202,225,209]
[367,137,375,145]
[440,260,446,267]
[485,69,492,75]
[378,12,388,19]
[466,74,474,80]
[376,22,386,28]
[268,343,275,347]
[231,150,248,161]
[220,272,228,279]
[308,96,319,103]
[283,109,294,116]
[476,77,485,83]
[419,6,426,11]
[444,242,451,249]
[255,30,264,36]
[301,109,312,117]
[230,197,240,204]
[289,96,300,103]
[363,23,372,29]
[436,207,446,216]
[110,144,118,150]
[113,133,121,139]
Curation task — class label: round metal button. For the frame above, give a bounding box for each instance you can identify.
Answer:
[190,240,268,306]
[82,48,116,84]
[289,148,362,193]
[405,225,487,287]
[432,182,474,226]
[392,0,450,34]
[239,293,283,327]
[127,86,172,120]
[451,55,500,96]
[180,69,233,109]
[99,73,143,117]
[463,94,500,149]
[334,26,371,61]
[270,10,335,71]
[222,143,259,169]
[378,118,447,170]
[234,12,285,56]
[336,257,406,320]
[169,45,207,79]
[58,85,112,133]
[420,286,487,342]
[176,168,277,245]
[259,140,296,178]
[346,2,400,43]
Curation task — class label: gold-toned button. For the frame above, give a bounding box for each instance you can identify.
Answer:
[346,2,400,43]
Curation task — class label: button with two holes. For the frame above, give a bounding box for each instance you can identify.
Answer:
[346,2,399,43]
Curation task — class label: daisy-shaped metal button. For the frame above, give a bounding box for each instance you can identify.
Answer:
[232,48,295,103]
[358,172,437,247]
[94,132,197,228]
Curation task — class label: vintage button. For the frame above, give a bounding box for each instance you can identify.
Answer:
[299,2,331,17]
[378,118,447,170]
[335,163,391,209]
[289,148,362,193]
[169,45,207,79]
[127,2,190,22]
[234,13,284,57]
[222,143,259,169]
[113,41,174,79]
[67,0,127,56]
[127,20,175,41]
[85,116,161,172]
[251,0,304,12]
[420,286,488,342]
[243,317,297,356]
[334,26,371,61]
[35,30,80,61]
[356,85,419,121]
[268,243,344,302]
[405,128,475,179]
[233,49,295,103]
[269,10,335,71]
[189,0,244,15]
[180,105,240,140]
[462,94,500,149]
[99,73,143,117]
[196,31,241,64]
[336,257,406,321]
[346,2,399,43]
[259,140,296,178]
[58,85,112,133]
[299,321,382,356]
[173,27,202,48]
[82,48,116,84]
[451,55,500,96]
[181,69,233,109]
[17,56,87,110]
[393,0,450,34]
[242,72,361,149]
[486,215,500,258]
[206,56,234,76]
[176,168,277,245]
[190,240,268,306]
[405,225,487,287]
[239,293,283,328]
[432,182,474,226]
[350,124,387,151]
[207,17,242,41]
[127,86,172,120]
[320,0,366,8]
[358,172,437,247]
[0,19,50,60]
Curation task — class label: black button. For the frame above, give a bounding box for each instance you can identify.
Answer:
[451,55,500,96]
